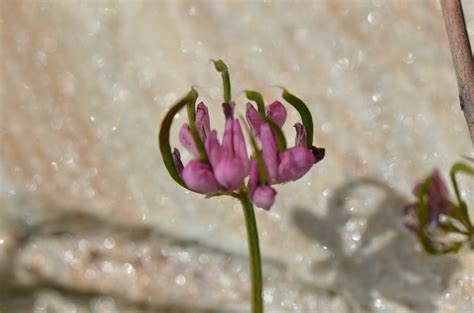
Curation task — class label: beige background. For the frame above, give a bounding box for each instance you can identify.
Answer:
[1,1,473,312]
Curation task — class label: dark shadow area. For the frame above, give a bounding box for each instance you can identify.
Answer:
[293,177,461,313]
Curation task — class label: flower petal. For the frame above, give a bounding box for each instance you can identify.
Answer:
[172,148,184,176]
[222,101,236,120]
[277,146,315,182]
[214,155,245,191]
[294,123,307,146]
[248,159,259,196]
[182,160,220,194]
[266,101,287,127]
[205,130,222,169]
[246,103,264,136]
[252,185,277,210]
[195,102,210,140]
[232,119,249,174]
[222,118,234,156]
[179,123,198,157]
[426,170,452,221]
[260,124,278,182]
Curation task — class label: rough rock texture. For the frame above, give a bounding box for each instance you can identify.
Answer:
[0,1,473,312]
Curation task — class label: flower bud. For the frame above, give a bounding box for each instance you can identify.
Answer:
[179,124,198,157]
[252,185,277,210]
[278,146,315,182]
[195,102,210,140]
[266,101,287,127]
[182,160,220,193]
[214,155,245,190]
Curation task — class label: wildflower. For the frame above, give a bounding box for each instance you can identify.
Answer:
[176,102,248,193]
[165,89,324,209]
[403,163,474,254]
[246,101,287,136]
[404,170,453,232]
[207,104,248,190]
[247,104,325,184]
[248,159,276,210]
[158,60,326,313]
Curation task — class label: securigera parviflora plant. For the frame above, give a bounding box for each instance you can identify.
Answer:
[158,60,325,312]
[404,161,473,255]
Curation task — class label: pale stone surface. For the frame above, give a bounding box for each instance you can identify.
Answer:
[0,1,473,312]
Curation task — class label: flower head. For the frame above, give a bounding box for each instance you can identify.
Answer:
[403,170,454,232]
[403,164,474,255]
[159,61,325,210]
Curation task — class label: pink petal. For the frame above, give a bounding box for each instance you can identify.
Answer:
[214,155,245,191]
[248,159,259,196]
[182,160,220,194]
[266,101,287,128]
[222,102,235,120]
[172,148,184,176]
[179,123,198,157]
[260,124,278,182]
[294,123,307,146]
[251,185,277,210]
[205,130,222,169]
[277,146,315,182]
[222,118,234,156]
[232,119,249,174]
[246,103,264,136]
[196,102,210,140]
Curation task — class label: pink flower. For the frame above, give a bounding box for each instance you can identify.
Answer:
[166,90,325,210]
[182,159,220,193]
[278,146,316,182]
[246,101,287,136]
[176,102,249,193]
[404,169,454,231]
[179,102,211,157]
[208,105,248,190]
[260,123,323,183]
[248,160,276,210]
[266,101,287,128]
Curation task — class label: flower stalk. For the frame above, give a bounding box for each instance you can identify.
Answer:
[239,191,263,313]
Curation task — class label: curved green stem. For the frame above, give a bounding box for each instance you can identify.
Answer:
[240,195,263,313]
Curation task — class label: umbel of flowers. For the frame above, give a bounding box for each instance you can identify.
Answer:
[404,161,473,255]
[158,60,324,313]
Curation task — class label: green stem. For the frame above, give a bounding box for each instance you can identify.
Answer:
[240,195,263,313]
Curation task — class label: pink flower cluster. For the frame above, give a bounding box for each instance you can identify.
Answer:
[173,100,325,210]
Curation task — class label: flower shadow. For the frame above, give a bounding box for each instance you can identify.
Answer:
[293,177,460,313]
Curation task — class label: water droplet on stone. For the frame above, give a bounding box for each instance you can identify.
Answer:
[372,92,383,103]
[367,11,381,25]
[92,55,105,68]
[180,39,194,53]
[35,51,48,67]
[50,161,59,171]
[403,52,415,64]
[175,274,186,286]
